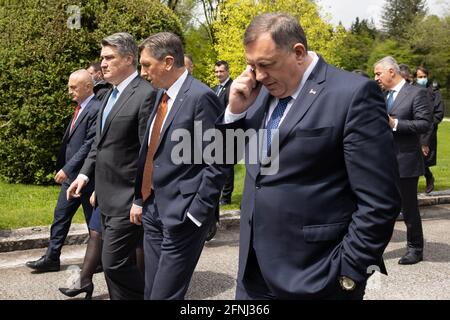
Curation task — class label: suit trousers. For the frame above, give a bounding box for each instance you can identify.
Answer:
[221,166,234,201]
[101,213,144,300]
[46,181,94,261]
[142,198,213,300]
[399,177,424,250]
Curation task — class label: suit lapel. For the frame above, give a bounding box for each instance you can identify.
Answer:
[154,75,192,154]
[99,76,139,143]
[67,99,93,139]
[390,84,409,114]
[277,57,327,152]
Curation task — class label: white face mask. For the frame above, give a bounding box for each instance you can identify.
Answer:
[416,78,428,87]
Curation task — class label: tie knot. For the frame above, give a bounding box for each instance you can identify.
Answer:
[111,88,119,97]
[278,96,292,106]
[76,104,81,111]
[161,93,169,104]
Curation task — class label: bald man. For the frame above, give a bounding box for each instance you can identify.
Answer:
[26,70,102,272]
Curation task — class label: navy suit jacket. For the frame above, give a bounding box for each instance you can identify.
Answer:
[212,78,233,110]
[217,57,402,298]
[134,74,225,229]
[56,96,101,182]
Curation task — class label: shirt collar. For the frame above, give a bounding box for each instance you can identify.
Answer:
[79,94,95,110]
[391,79,406,93]
[166,69,189,101]
[219,77,231,86]
[114,70,138,95]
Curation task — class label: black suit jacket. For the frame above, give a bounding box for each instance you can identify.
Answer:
[134,74,225,228]
[56,96,101,182]
[80,75,157,217]
[212,78,232,109]
[217,57,401,298]
[389,83,432,178]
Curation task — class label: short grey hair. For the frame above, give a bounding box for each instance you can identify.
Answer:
[101,32,138,66]
[374,56,400,74]
[70,69,94,86]
[139,32,185,68]
[244,13,308,52]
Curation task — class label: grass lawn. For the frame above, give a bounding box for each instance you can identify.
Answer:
[0,122,448,230]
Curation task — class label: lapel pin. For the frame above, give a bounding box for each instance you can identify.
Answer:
[309,89,317,95]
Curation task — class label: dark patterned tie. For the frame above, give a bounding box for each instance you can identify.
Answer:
[266,96,292,152]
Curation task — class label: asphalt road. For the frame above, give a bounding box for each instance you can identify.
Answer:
[1,205,449,300]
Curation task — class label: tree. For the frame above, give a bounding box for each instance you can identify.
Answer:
[381,0,427,39]
[212,0,346,85]
[0,0,182,184]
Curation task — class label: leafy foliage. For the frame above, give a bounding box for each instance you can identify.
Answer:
[0,0,181,184]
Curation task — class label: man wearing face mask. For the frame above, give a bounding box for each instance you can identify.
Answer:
[415,67,445,194]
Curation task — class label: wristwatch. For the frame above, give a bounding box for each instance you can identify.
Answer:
[339,276,356,291]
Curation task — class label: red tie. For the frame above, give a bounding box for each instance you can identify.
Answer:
[70,104,81,133]
[141,93,169,202]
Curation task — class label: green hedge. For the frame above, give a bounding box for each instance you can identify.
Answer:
[0,0,182,184]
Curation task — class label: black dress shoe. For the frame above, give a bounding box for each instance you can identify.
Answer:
[205,223,217,242]
[59,282,94,300]
[398,251,423,265]
[25,256,60,272]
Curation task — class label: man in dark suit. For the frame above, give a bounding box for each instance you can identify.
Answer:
[213,60,235,206]
[87,62,112,102]
[67,33,157,299]
[374,56,432,265]
[26,70,100,272]
[217,13,401,299]
[130,32,225,300]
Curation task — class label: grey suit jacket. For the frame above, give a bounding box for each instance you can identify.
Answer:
[389,83,432,178]
[80,75,157,217]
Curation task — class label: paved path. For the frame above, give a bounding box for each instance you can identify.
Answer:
[0,205,449,300]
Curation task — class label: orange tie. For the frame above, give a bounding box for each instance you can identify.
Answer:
[141,93,169,202]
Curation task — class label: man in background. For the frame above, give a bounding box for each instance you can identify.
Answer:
[26,70,101,272]
[87,62,112,102]
[184,54,194,74]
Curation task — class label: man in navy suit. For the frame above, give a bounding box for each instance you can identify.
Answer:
[374,56,432,265]
[26,70,100,272]
[217,13,401,299]
[130,32,225,299]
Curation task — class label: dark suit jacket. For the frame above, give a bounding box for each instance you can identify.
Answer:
[56,96,101,182]
[389,83,432,178]
[134,74,225,229]
[217,57,401,298]
[212,78,232,109]
[80,75,157,217]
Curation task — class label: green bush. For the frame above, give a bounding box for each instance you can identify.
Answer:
[0,0,182,184]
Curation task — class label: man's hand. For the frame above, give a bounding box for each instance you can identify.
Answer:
[54,169,68,184]
[388,116,396,129]
[67,176,87,200]
[130,204,142,225]
[228,66,262,114]
[89,191,96,207]
[422,145,430,157]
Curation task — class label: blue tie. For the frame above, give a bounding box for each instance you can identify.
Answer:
[266,96,292,153]
[386,90,394,113]
[101,88,118,131]
[216,85,223,96]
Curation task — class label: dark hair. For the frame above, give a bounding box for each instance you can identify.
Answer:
[139,32,184,68]
[352,69,370,78]
[244,13,308,52]
[101,32,138,66]
[415,66,429,77]
[215,60,229,71]
[88,62,102,72]
[184,54,193,64]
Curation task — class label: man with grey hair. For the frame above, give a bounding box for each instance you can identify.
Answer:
[131,32,225,299]
[68,32,157,299]
[374,56,431,265]
[27,70,101,273]
[216,13,401,299]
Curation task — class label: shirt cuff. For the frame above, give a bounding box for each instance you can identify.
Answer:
[187,212,202,227]
[224,107,246,124]
[392,119,399,131]
[77,174,89,183]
